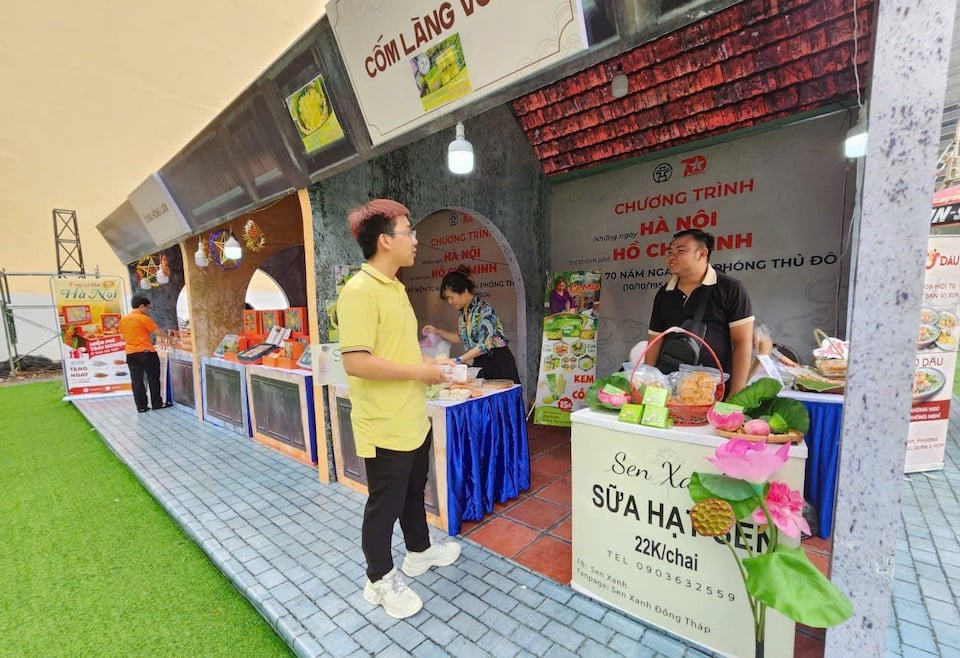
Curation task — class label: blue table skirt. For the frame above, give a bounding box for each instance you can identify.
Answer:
[801,399,843,539]
[445,386,530,536]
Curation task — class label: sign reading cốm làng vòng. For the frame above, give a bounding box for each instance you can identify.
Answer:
[327,0,588,145]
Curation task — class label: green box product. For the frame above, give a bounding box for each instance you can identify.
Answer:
[642,385,669,407]
[711,401,745,415]
[617,404,644,424]
[641,404,671,428]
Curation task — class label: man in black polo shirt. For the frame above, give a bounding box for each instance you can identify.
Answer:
[643,229,754,395]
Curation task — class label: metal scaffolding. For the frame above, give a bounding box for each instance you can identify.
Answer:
[53,208,85,277]
[0,270,61,376]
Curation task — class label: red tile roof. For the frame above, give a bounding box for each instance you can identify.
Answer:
[512,0,875,176]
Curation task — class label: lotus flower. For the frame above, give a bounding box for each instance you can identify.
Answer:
[705,438,790,484]
[753,482,810,539]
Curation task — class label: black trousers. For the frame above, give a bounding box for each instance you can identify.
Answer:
[362,431,432,582]
[126,351,162,411]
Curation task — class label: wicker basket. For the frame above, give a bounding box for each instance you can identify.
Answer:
[630,327,725,426]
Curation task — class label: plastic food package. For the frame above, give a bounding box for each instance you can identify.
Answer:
[754,323,773,355]
[420,334,451,359]
[629,364,671,393]
[670,370,722,405]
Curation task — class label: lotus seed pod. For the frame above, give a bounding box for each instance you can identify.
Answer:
[689,498,736,537]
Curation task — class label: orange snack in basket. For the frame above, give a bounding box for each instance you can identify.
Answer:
[676,371,717,405]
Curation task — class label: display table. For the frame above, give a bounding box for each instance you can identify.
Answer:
[570,408,807,658]
[328,385,529,535]
[201,357,250,436]
[781,389,844,539]
[246,365,319,466]
[429,386,530,536]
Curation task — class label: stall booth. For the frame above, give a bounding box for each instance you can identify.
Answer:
[329,383,529,535]
[181,193,325,466]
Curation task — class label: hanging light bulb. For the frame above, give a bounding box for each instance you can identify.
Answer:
[155,271,169,284]
[610,64,628,99]
[139,277,151,290]
[224,231,243,260]
[194,236,208,267]
[844,102,868,159]
[447,122,474,175]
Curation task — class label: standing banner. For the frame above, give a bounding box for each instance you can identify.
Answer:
[907,235,960,472]
[533,270,602,426]
[50,276,130,398]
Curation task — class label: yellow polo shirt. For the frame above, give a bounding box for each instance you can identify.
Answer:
[337,263,429,457]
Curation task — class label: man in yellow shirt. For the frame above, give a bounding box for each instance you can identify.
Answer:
[118,295,172,413]
[338,199,460,619]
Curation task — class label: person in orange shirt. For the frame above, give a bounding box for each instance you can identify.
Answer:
[118,295,172,413]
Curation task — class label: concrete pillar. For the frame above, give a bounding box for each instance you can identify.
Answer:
[827,0,956,655]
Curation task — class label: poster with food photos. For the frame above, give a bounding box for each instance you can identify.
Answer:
[908,235,960,472]
[533,270,602,427]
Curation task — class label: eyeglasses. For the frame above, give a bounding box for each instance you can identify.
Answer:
[386,229,416,240]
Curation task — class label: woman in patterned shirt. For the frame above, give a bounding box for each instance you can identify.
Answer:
[422,266,521,383]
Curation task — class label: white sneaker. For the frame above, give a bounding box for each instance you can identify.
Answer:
[401,541,462,577]
[363,568,423,619]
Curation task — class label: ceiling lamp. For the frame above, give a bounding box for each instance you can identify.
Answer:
[194,236,208,268]
[447,122,474,175]
[223,231,243,261]
[610,64,628,99]
[139,277,151,290]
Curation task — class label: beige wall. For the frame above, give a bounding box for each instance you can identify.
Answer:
[0,2,323,293]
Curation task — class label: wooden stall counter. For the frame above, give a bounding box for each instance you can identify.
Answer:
[201,357,250,436]
[570,408,807,658]
[168,349,197,413]
[246,364,319,466]
[328,384,529,535]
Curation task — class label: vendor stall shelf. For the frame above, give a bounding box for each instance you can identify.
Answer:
[246,364,319,466]
[169,350,196,412]
[201,357,251,436]
[570,408,807,658]
[328,384,530,535]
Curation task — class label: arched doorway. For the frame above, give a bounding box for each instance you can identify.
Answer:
[405,207,526,385]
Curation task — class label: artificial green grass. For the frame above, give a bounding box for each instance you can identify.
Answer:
[0,381,293,658]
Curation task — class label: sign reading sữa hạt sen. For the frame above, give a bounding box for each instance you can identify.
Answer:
[571,417,805,657]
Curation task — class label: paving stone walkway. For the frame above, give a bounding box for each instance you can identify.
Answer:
[73,395,960,657]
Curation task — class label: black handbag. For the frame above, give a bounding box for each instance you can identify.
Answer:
[654,290,710,374]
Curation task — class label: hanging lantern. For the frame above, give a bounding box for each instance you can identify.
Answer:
[243,220,266,252]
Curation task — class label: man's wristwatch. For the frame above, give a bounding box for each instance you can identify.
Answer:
[455,357,462,364]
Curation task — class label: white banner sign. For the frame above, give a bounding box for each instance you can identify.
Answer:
[572,415,804,657]
[907,234,960,472]
[550,112,852,376]
[328,0,586,144]
[128,173,190,246]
